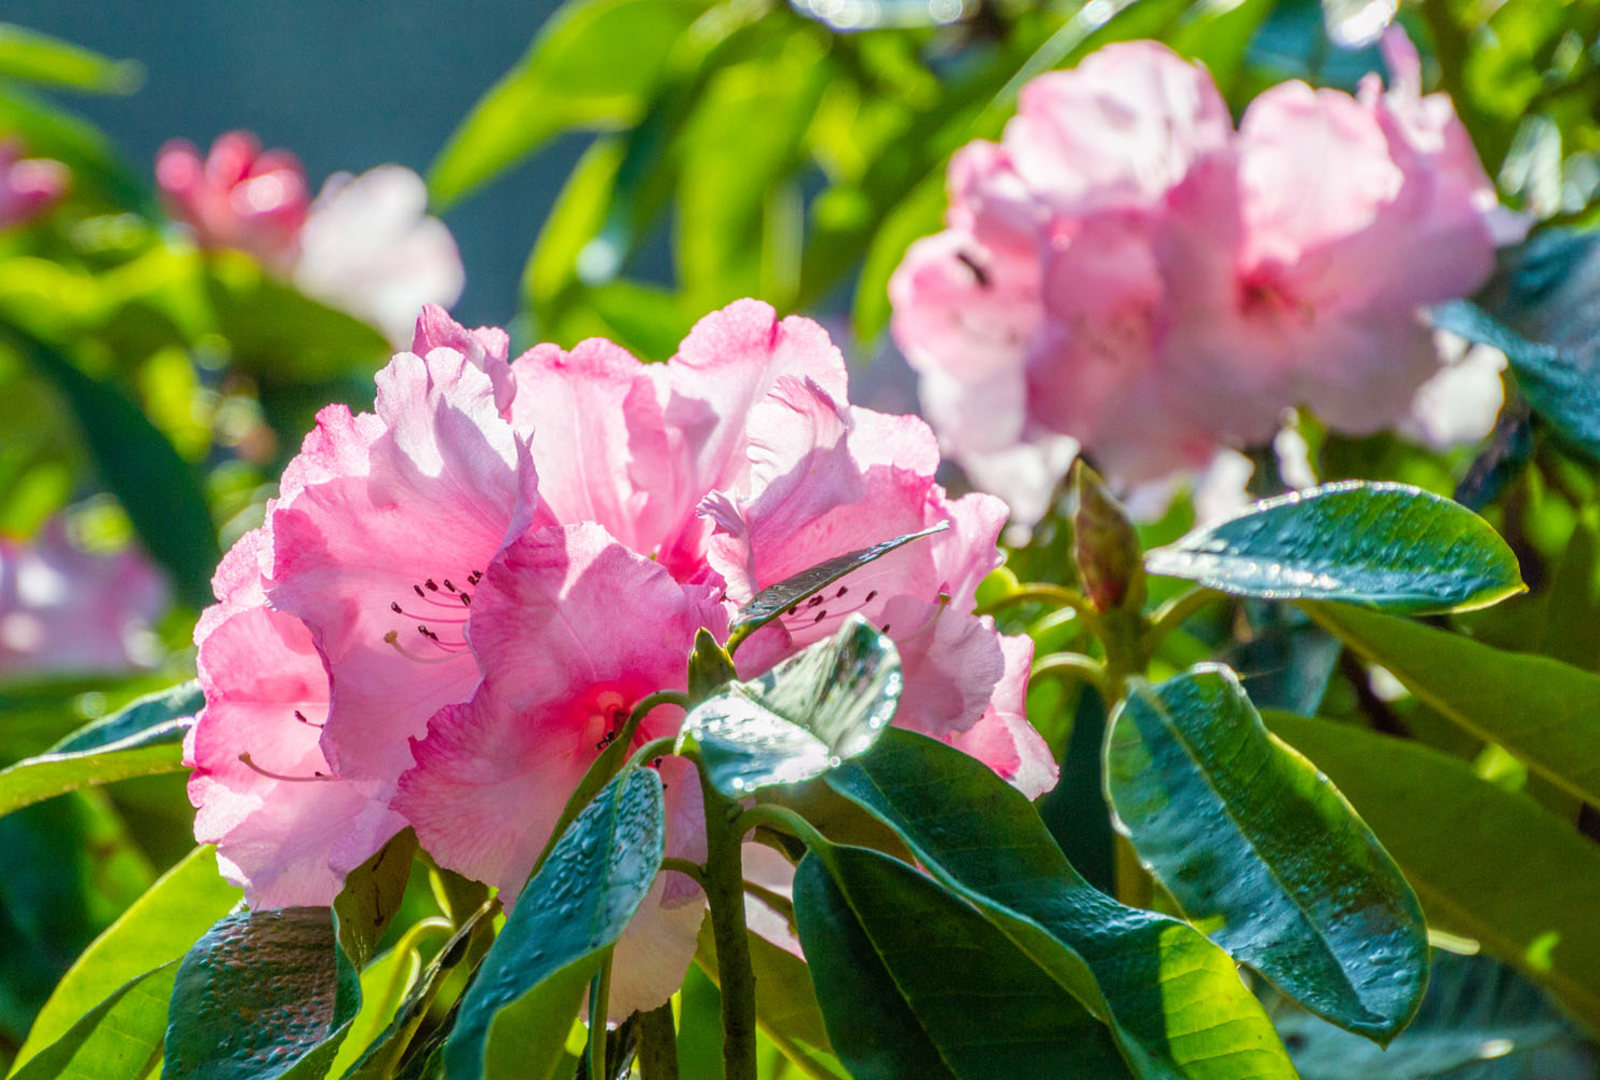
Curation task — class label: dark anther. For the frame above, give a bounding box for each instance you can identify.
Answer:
[460,593,472,606]
[807,594,825,608]
[836,586,848,598]
[425,579,439,591]
[881,624,891,634]
[786,604,800,616]
[443,579,457,592]
[865,590,878,602]
[413,585,426,598]
[955,250,990,287]
[814,610,827,623]
[391,601,403,613]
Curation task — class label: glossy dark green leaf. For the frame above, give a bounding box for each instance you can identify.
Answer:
[1107,666,1428,1042]
[725,523,946,647]
[165,907,361,1080]
[1273,951,1589,1080]
[1266,712,1600,1031]
[831,727,1297,1080]
[428,0,699,207]
[18,334,218,607]
[334,829,418,970]
[0,23,142,93]
[1145,481,1523,614]
[682,615,901,797]
[1306,602,1600,806]
[443,768,664,1080]
[12,846,240,1068]
[1431,229,1600,463]
[794,846,1132,1080]
[0,682,202,819]
[9,963,176,1080]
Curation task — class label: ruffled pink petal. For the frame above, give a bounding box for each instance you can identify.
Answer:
[949,634,1057,798]
[412,304,515,415]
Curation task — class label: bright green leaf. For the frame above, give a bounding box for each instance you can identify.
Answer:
[794,845,1132,1079]
[164,908,361,1080]
[8,964,176,1080]
[11,846,239,1070]
[0,24,142,94]
[1107,665,1428,1042]
[1145,481,1524,614]
[428,0,701,207]
[682,615,901,797]
[443,768,664,1080]
[334,829,419,971]
[0,681,202,820]
[1267,712,1600,1031]
[1307,602,1600,807]
[830,727,1297,1080]
[726,523,946,647]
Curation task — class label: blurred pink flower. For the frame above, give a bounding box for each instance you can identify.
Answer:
[156,131,309,271]
[0,139,67,230]
[156,132,463,344]
[891,30,1506,515]
[0,521,166,676]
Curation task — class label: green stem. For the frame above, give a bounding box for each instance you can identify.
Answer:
[637,1002,680,1080]
[698,766,759,1080]
[1144,587,1222,653]
[661,857,708,890]
[1031,651,1110,700]
[976,583,1104,637]
[734,802,830,853]
[586,956,613,1080]
[625,735,679,773]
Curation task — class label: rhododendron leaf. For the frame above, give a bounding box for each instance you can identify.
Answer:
[829,727,1297,1079]
[0,23,142,94]
[165,907,362,1080]
[1306,602,1600,807]
[19,333,219,607]
[12,846,240,1069]
[443,768,664,1080]
[1106,665,1428,1043]
[794,846,1132,1079]
[429,0,698,207]
[9,962,177,1080]
[1431,230,1600,464]
[682,615,901,796]
[1073,463,1145,613]
[341,899,497,1080]
[0,681,202,819]
[1145,481,1524,614]
[1266,712,1600,1031]
[726,524,946,646]
[334,829,419,970]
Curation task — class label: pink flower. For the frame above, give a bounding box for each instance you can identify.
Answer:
[157,133,464,344]
[0,520,166,675]
[891,33,1507,515]
[156,131,310,271]
[0,139,67,230]
[187,530,391,907]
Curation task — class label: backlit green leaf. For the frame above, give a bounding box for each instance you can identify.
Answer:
[794,845,1132,1079]
[0,23,142,94]
[682,615,901,796]
[830,727,1297,1080]
[1107,665,1428,1042]
[1306,602,1600,807]
[443,768,664,1080]
[9,964,176,1080]
[1146,482,1523,614]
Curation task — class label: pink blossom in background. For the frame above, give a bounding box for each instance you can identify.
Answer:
[156,131,309,271]
[156,132,464,345]
[0,520,166,675]
[891,29,1509,520]
[0,139,67,230]
[190,301,1048,1016]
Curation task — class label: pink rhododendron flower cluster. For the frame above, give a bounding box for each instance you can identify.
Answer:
[890,29,1513,515]
[0,520,166,674]
[0,138,68,230]
[189,300,1051,1017]
[156,131,464,345]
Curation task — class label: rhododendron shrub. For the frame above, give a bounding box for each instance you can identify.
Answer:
[890,29,1514,514]
[10,8,1600,1080]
